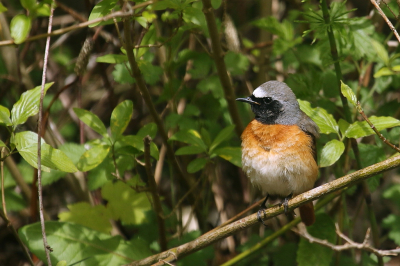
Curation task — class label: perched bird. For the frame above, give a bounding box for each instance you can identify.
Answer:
[237,81,319,226]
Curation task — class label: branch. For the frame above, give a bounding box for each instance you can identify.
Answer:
[126,154,400,266]
[201,0,244,136]
[293,224,400,257]
[371,0,400,43]
[37,4,55,265]
[0,1,153,47]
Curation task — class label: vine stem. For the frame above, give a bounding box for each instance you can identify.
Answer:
[37,4,55,266]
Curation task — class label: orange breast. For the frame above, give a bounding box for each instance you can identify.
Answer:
[241,120,318,196]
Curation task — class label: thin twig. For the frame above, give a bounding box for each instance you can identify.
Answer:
[37,4,55,266]
[371,0,400,43]
[126,154,400,266]
[0,1,153,47]
[293,223,400,257]
[356,101,400,153]
[144,136,167,251]
[1,148,6,219]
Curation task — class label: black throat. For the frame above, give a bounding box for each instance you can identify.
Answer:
[252,99,283,125]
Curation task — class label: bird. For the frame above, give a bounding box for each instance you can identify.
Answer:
[236,81,319,226]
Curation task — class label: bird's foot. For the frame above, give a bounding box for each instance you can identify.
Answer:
[280,193,293,216]
[257,194,269,226]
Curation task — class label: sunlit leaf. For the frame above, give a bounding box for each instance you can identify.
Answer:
[345,116,400,138]
[213,147,242,167]
[10,14,31,44]
[319,139,345,167]
[110,100,133,141]
[340,81,357,106]
[11,83,53,127]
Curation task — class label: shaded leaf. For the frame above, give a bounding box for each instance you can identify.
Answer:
[73,108,108,137]
[110,100,133,141]
[345,116,400,138]
[213,147,242,167]
[187,157,208,173]
[19,221,152,266]
[319,139,345,167]
[11,83,53,127]
[176,146,205,155]
[137,123,157,139]
[169,129,207,151]
[77,144,110,172]
[209,125,235,152]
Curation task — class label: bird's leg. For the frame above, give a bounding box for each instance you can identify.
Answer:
[280,193,293,215]
[257,194,269,226]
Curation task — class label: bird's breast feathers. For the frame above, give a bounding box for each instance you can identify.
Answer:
[241,120,318,196]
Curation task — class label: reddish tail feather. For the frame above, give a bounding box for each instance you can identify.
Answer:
[299,201,315,226]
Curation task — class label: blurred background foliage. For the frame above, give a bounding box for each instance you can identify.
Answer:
[1,0,400,265]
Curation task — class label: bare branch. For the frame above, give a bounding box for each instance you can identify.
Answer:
[371,0,400,43]
[293,223,400,257]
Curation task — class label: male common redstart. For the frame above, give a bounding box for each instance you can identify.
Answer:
[236,81,319,226]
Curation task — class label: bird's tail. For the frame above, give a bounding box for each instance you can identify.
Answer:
[299,201,315,226]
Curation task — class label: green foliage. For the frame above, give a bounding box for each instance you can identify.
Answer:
[297,213,337,266]
[10,14,31,44]
[19,221,152,266]
[319,139,345,167]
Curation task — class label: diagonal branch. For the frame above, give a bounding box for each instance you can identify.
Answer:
[126,154,400,266]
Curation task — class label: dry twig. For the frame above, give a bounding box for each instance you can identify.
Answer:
[293,223,400,257]
[371,0,400,43]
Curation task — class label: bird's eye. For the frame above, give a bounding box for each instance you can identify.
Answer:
[264,97,272,103]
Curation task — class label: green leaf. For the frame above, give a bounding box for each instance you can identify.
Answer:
[19,221,152,265]
[77,143,110,172]
[14,131,78,173]
[338,118,350,138]
[59,202,113,234]
[137,123,157,139]
[10,14,31,44]
[110,100,133,141]
[88,0,117,28]
[213,147,242,167]
[383,214,400,246]
[21,0,37,11]
[169,129,207,151]
[298,99,339,135]
[374,67,395,78]
[11,82,53,127]
[187,157,208,173]
[224,51,249,76]
[119,135,158,160]
[175,145,205,155]
[371,39,389,65]
[209,125,235,152]
[0,105,12,125]
[102,181,151,224]
[96,54,128,64]
[297,213,336,266]
[340,81,357,106]
[319,139,345,167]
[73,108,108,137]
[211,0,222,9]
[0,2,8,13]
[345,116,400,138]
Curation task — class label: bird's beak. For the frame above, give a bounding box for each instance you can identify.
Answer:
[236,97,260,105]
